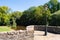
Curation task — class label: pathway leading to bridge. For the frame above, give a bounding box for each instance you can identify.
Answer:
[34,31,60,40]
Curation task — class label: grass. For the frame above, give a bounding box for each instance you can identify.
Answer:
[0,26,26,32]
[0,26,12,32]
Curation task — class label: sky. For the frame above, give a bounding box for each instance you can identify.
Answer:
[0,0,60,12]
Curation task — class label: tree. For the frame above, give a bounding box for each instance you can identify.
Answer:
[0,6,11,26]
[12,17,16,29]
[46,0,59,13]
[11,11,22,18]
[0,6,11,14]
[50,10,60,26]
[10,11,22,26]
[50,0,58,5]
[19,7,37,26]
[19,6,51,25]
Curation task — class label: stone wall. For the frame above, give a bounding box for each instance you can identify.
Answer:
[34,25,60,34]
[0,30,34,40]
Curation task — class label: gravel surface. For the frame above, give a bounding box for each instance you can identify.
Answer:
[34,31,60,40]
[0,30,34,40]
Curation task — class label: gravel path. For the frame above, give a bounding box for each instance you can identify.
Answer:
[34,31,60,40]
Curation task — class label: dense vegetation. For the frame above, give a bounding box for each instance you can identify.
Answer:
[0,0,60,27]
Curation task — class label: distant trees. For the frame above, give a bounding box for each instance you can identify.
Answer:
[0,0,60,26]
[0,6,11,13]
[46,0,59,13]
[49,10,60,26]
[19,7,36,26]
[0,6,11,25]
[10,11,22,26]
[19,6,51,26]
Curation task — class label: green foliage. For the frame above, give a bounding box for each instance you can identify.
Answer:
[11,11,22,18]
[50,0,58,5]
[0,6,11,26]
[0,6,11,14]
[45,0,59,13]
[50,10,60,26]
[10,11,23,26]
[12,18,17,29]
[0,0,60,26]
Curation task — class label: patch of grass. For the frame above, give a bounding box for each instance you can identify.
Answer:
[0,26,12,32]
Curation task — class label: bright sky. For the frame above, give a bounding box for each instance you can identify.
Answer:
[0,0,60,11]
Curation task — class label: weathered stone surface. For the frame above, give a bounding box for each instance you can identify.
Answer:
[34,25,60,33]
[0,30,34,40]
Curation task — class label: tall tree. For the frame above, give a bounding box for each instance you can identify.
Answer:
[50,10,60,26]
[46,0,58,13]
[0,6,11,14]
[0,6,11,25]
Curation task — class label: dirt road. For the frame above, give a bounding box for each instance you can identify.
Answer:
[34,31,60,40]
